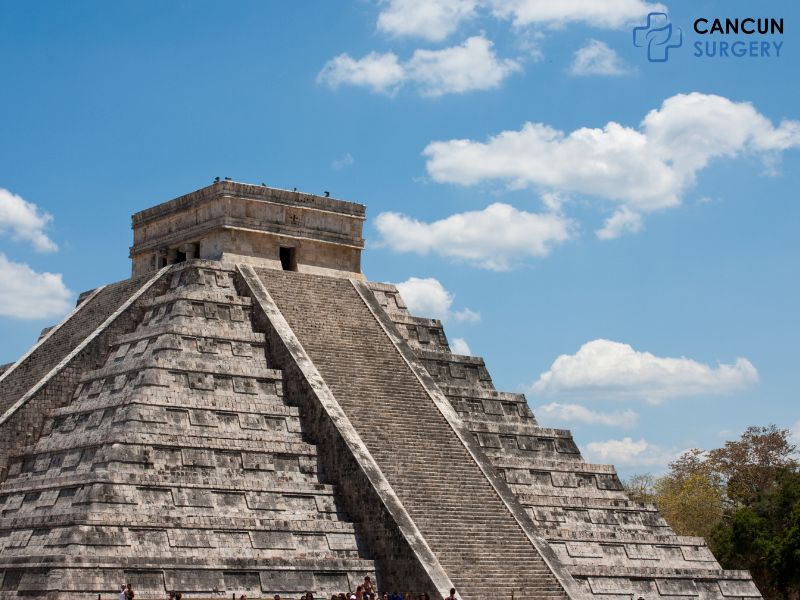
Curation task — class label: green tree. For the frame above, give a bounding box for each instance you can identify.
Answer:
[625,425,800,600]
[710,469,800,600]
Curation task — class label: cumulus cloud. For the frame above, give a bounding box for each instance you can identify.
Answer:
[536,402,639,428]
[0,188,58,252]
[583,437,674,468]
[395,277,453,320]
[406,36,521,97]
[377,0,479,41]
[453,307,481,323]
[394,276,480,323]
[0,254,74,319]
[488,0,666,29]
[532,339,759,403]
[375,0,663,41]
[317,36,519,97]
[317,51,405,94]
[569,39,630,76]
[376,202,574,270]
[450,337,472,355]
[423,93,800,238]
[330,0,663,91]
[596,207,643,239]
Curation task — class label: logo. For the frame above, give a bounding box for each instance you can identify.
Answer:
[633,12,683,62]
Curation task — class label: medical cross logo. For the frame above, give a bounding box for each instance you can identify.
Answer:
[633,12,683,62]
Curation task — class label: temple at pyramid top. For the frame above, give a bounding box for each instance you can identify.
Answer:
[130,180,366,278]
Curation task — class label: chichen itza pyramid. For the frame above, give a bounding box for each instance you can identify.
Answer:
[0,181,761,599]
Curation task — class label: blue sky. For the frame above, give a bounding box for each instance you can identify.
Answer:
[1,0,798,476]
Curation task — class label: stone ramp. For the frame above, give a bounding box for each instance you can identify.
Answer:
[254,269,573,600]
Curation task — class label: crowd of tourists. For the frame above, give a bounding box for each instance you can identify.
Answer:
[113,580,459,600]
[252,579,457,600]
[293,580,457,600]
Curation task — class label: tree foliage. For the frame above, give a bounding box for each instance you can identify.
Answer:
[655,470,725,539]
[623,425,799,600]
[706,425,798,506]
[710,469,800,600]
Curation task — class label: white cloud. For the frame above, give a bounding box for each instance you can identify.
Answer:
[595,207,643,239]
[376,202,574,270]
[374,0,664,43]
[584,437,674,468]
[317,51,405,94]
[532,339,759,403]
[406,36,521,97]
[537,402,639,428]
[450,337,472,355]
[569,39,630,76]
[489,0,666,29]
[423,93,800,237]
[317,36,519,97]
[0,188,58,252]
[332,152,355,170]
[0,254,73,319]
[377,0,479,41]
[395,277,452,320]
[642,93,800,173]
[394,276,480,323]
[453,307,481,323]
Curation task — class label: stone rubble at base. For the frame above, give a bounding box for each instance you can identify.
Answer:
[0,182,761,600]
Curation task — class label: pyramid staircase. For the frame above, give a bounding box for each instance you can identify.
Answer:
[0,262,374,598]
[243,268,575,600]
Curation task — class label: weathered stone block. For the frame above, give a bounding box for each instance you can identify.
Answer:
[250,531,295,549]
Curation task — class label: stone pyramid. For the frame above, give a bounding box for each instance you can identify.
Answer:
[0,182,762,600]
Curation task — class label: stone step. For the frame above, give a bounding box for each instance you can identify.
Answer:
[256,269,569,600]
[143,288,253,308]
[47,395,298,419]
[112,322,266,346]
[79,358,281,383]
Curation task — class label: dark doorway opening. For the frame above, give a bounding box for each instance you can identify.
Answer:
[175,250,187,264]
[279,247,297,271]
